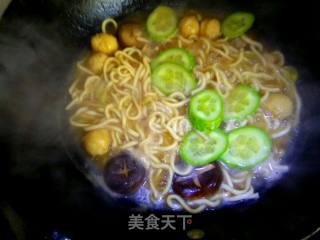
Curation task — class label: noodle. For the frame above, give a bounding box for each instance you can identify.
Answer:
[101,18,118,34]
[66,14,300,213]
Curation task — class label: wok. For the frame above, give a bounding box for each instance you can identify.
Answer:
[1,0,320,239]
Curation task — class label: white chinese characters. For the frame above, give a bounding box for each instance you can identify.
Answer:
[128,214,192,230]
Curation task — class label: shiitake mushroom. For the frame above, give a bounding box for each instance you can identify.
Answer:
[172,162,223,200]
[103,151,146,195]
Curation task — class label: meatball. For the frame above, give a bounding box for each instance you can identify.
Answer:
[179,15,200,38]
[118,23,143,48]
[87,52,107,74]
[264,93,294,119]
[200,19,221,39]
[82,129,110,156]
[91,33,118,55]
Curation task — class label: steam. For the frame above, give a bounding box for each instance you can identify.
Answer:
[0,13,88,203]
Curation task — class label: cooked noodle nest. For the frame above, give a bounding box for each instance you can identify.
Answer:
[66,19,299,213]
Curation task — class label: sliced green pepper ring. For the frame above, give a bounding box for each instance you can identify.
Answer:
[180,129,228,166]
[222,12,255,39]
[151,62,197,96]
[146,6,178,42]
[224,85,260,121]
[189,89,224,131]
[220,126,272,169]
[150,48,196,71]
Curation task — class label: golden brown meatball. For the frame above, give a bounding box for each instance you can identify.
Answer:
[87,52,107,74]
[83,129,111,156]
[179,15,200,38]
[91,33,118,55]
[118,23,143,48]
[200,19,221,39]
[264,93,294,119]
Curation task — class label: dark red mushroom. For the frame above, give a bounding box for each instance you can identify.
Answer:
[172,162,223,200]
[103,151,146,195]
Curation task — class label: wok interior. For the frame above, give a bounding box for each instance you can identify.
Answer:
[66,4,301,214]
[1,0,320,239]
